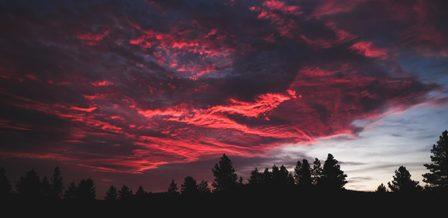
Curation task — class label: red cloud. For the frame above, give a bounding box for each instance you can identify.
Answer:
[91,80,113,87]
[136,91,301,141]
[77,29,110,46]
[278,65,430,138]
[312,0,362,18]
[300,22,356,49]
[263,0,300,14]
[128,24,234,80]
[70,106,98,113]
[0,0,442,178]
[350,41,388,59]
[3,62,431,174]
[250,0,301,37]
[208,91,296,118]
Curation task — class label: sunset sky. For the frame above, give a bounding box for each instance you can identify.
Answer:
[1,0,447,193]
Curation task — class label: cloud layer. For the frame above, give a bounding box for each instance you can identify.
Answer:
[0,0,446,182]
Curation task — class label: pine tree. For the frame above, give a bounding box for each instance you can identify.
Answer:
[423,130,448,191]
[118,185,133,200]
[248,168,263,186]
[105,185,118,200]
[287,172,295,186]
[320,154,347,191]
[388,166,421,193]
[311,158,323,186]
[376,183,387,193]
[279,165,293,186]
[294,160,302,184]
[295,159,312,189]
[198,180,211,194]
[135,186,146,200]
[50,167,63,199]
[41,176,51,199]
[64,182,78,200]
[212,154,238,192]
[269,165,294,189]
[181,176,198,195]
[262,168,272,186]
[238,176,244,188]
[77,178,96,200]
[16,169,42,199]
[0,167,12,198]
[271,165,281,186]
[167,180,179,194]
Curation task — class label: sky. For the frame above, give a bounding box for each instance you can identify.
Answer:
[0,0,447,193]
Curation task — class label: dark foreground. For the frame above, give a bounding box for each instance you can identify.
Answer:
[2,191,446,216]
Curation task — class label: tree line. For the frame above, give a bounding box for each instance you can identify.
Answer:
[0,130,447,200]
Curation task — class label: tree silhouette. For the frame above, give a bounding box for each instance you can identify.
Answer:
[423,130,448,191]
[64,182,78,200]
[181,176,198,196]
[0,167,12,198]
[320,154,347,191]
[76,179,96,200]
[248,168,263,186]
[105,185,118,200]
[271,165,281,186]
[50,167,63,199]
[388,166,421,193]
[5,138,448,203]
[198,180,211,194]
[376,183,387,193]
[238,176,244,188]
[276,165,294,187]
[294,161,302,183]
[167,180,179,194]
[282,165,294,186]
[41,176,51,199]
[118,185,133,200]
[212,154,238,192]
[311,158,323,186]
[295,159,312,189]
[16,169,42,199]
[261,168,272,186]
[135,186,146,200]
